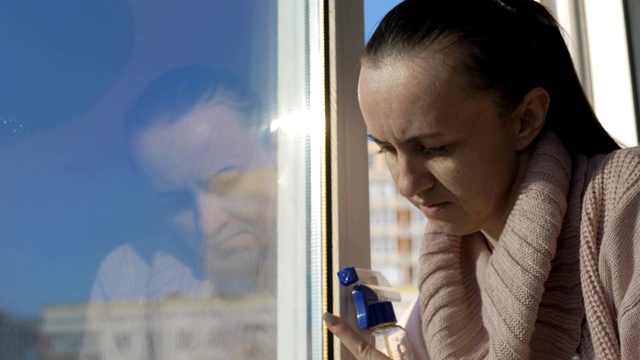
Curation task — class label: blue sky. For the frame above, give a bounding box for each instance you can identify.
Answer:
[365,0,403,41]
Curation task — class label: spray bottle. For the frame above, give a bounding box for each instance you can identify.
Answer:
[337,267,413,360]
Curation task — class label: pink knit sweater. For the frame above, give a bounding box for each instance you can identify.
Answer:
[402,132,640,359]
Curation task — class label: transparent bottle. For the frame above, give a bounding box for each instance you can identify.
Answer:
[368,302,413,360]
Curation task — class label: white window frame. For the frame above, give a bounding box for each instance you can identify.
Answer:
[327,0,371,359]
[543,0,638,146]
[276,1,327,359]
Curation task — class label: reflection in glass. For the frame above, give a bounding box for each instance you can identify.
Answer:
[0,1,291,359]
[80,65,277,359]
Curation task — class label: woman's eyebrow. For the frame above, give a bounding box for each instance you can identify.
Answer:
[367,132,443,145]
[408,132,444,144]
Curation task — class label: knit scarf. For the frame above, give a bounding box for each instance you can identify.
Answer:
[418,132,587,359]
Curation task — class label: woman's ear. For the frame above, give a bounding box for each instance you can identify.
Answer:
[514,87,550,150]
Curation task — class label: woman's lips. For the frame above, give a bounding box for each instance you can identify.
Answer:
[419,202,448,218]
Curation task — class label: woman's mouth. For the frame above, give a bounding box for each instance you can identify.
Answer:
[419,201,448,218]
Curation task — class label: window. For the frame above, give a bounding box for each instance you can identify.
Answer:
[0,0,327,359]
[623,0,640,142]
[541,0,638,145]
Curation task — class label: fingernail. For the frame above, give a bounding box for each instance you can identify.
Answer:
[323,312,336,326]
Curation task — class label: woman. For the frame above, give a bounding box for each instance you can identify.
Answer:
[324,0,640,358]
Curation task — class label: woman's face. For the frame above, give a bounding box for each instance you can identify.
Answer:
[358,51,527,239]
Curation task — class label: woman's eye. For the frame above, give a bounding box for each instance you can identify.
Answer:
[377,146,396,155]
[420,145,445,155]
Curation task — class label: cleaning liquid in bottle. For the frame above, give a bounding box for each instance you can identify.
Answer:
[337,267,413,360]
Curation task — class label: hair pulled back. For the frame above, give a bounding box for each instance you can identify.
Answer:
[363,0,621,156]
[124,64,262,147]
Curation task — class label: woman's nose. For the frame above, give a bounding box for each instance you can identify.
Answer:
[393,154,434,198]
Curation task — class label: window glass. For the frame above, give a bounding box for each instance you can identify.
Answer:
[0,1,325,359]
[623,0,640,142]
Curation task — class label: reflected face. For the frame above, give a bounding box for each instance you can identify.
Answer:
[358,51,523,238]
[133,98,276,295]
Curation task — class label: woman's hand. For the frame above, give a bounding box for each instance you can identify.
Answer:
[323,312,391,360]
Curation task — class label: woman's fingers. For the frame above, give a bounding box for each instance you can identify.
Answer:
[323,312,391,360]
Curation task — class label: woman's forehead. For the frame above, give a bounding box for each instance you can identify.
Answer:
[359,52,501,143]
[360,53,475,113]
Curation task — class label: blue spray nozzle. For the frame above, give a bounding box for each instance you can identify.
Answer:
[352,285,378,329]
[337,266,402,302]
[337,267,411,359]
[338,266,401,328]
[352,285,397,329]
[337,267,359,286]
